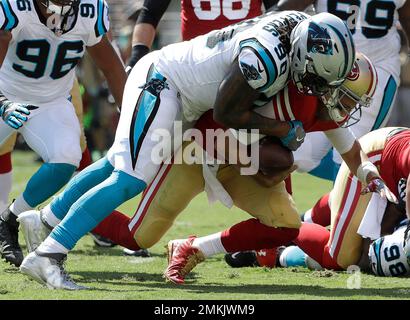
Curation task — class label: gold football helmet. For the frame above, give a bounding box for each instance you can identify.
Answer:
[324,52,378,127]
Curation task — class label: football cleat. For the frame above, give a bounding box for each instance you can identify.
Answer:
[0,204,23,267]
[18,210,52,253]
[224,251,258,268]
[164,236,205,284]
[123,248,151,257]
[89,232,117,248]
[20,251,85,290]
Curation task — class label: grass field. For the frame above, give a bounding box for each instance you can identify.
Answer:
[1,151,410,300]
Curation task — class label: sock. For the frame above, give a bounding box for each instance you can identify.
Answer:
[303,193,331,227]
[77,147,92,172]
[37,236,69,255]
[41,204,61,228]
[10,195,33,216]
[50,156,114,220]
[279,246,307,267]
[293,222,341,270]
[50,170,146,250]
[92,210,140,251]
[192,232,226,258]
[0,152,12,211]
[220,218,299,252]
[22,163,76,208]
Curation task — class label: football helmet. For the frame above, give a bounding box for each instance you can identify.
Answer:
[325,52,378,127]
[289,12,356,96]
[39,0,80,16]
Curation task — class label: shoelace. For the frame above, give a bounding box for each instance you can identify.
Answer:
[56,257,75,283]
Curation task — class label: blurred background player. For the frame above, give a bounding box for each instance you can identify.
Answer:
[0,0,126,267]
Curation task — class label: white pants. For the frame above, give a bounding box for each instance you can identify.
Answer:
[0,97,81,166]
[107,53,183,184]
[294,65,399,173]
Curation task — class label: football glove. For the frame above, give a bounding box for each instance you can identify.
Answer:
[361,178,398,204]
[280,120,306,151]
[0,101,32,129]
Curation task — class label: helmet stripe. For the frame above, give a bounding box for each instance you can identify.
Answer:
[326,23,353,79]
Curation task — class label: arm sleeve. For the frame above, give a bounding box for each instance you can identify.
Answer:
[237,38,278,92]
[0,0,18,31]
[324,127,356,155]
[136,0,171,28]
[262,0,280,10]
[87,0,110,47]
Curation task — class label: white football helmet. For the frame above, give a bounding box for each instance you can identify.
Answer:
[325,52,378,127]
[289,12,356,96]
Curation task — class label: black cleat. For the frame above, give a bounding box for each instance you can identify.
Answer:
[0,205,23,267]
[224,251,258,268]
[89,232,117,248]
[123,248,151,257]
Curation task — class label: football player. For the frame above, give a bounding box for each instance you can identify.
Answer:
[20,52,398,286]
[275,0,410,182]
[0,0,127,267]
[18,10,357,289]
[275,126,410,273]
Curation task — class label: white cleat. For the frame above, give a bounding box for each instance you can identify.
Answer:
[20,251,86,290]
[17,210,51,253]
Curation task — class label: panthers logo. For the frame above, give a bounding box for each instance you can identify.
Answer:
[139,78,169,96]
[240,61,262,81]
[307,22,333,55]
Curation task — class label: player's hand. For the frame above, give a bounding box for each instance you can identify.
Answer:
[361,178,398,204]
[280,120,306,151]
[0,102,32,129]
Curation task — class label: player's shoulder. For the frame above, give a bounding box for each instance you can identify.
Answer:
[0,0,33,31]
[76,0,109,39]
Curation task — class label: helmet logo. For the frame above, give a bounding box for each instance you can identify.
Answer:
[346,61,359,81]
[307,22,333,55]
[240,61,262,81]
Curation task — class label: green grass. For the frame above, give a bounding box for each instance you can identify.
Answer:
[1,151,410,300]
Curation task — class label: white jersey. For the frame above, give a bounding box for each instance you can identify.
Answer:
[369,225,410,277]
[154,10,309,122]
[315,0,406,80]
[0,0,109,105]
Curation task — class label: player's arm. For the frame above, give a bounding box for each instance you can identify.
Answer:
[357,238,372,273]
[274,0,314,11]
[127,0,171,69]
[399,0,410,49]
[0,30,11,67]
[87,35,127,107]
[213,59,304,151]
[325,128,397,203]
[262,0,280,11]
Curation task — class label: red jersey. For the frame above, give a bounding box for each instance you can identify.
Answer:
[380,129,410,198]
[181,0,264,40]
[194,83,339,134]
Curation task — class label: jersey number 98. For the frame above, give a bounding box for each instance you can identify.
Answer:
[13,40,84,79]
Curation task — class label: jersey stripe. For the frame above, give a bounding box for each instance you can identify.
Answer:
[239,38,278,92]
[94,0,108,38]
[283,86,295,120]
[275,93,285,121]
[279,90,290,121]
[0,0,18,31]
[372,76,397,130]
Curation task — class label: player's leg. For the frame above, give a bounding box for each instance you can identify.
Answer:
[92,141,205,250]
[302,192,331,226]
[164,165,301,284]
[20,61,182,289]
[0,134,17,211]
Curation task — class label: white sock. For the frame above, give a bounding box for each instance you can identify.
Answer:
[10,195,33,216]
[41,204,61,228]
[303,209,313,223]
[37,236,69,255]
[0,171,12,211]
[192,232,227,258]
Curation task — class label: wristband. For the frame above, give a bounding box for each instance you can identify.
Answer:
[356,161,379,184]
